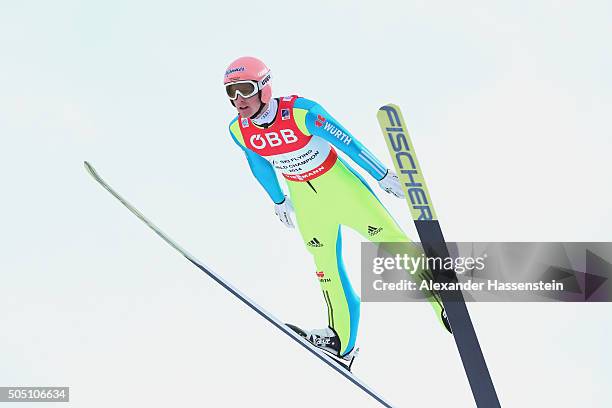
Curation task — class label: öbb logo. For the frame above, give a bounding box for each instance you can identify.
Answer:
[250,129,298,150]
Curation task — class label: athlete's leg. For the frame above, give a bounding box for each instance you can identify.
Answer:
[351,205,446,327]
[287,180,360,357]
[333,160,447,330]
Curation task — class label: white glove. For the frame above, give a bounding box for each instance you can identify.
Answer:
[274,196,295,228]
[378,170,405,198]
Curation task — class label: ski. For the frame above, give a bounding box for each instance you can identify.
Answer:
[376,105,501,407]
[84,161,394,408]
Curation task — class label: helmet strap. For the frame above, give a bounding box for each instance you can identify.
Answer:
[249,92,266,119]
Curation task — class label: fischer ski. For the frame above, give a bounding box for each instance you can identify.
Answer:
[84,161,394,408]
[376,105,501,407]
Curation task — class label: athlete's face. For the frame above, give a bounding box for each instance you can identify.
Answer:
[234,93,262,118]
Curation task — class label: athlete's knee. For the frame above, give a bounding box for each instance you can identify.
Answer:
[372,227,410,244]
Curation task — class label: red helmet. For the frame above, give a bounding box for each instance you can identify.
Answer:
[223,56,272,103]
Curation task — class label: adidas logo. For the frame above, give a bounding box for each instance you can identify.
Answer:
[368,226,383,236]
[307,238,324,247]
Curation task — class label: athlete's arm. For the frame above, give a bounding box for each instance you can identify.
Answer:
[228,123,285,204]
[295,97,389,181]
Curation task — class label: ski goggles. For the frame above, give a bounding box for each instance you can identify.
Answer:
[225,72,272,100]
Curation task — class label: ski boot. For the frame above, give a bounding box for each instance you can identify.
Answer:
[286,324,359,371]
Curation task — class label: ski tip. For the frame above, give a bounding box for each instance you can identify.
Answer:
[83,161,97,179]
[378,103,399,111]
[377,104,402,123]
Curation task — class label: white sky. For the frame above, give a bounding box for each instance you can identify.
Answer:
[1,1,611,407]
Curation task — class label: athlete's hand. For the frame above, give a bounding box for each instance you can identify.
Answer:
[274,196,295,228]
[378,170,405,198]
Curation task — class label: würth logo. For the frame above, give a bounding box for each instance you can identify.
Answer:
[317,271,331,283]
[315,114,326,127]
[321,121,352,145]
[368,226,383,236]
[307,238,324,247]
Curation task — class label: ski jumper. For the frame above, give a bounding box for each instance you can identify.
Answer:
[228,96,435,356]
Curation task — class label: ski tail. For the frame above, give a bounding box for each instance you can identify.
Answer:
[376,106,501,408]
[84,161,394,408]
